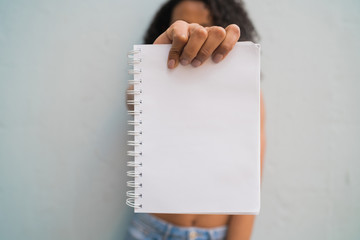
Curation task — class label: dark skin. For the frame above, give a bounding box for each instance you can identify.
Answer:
[127,1,265,239]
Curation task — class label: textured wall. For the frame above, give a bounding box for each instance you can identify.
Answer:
[0,0,164,239]
[0,0,359,240]
[246,0,360,239]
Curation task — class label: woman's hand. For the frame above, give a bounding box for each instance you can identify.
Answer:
[154,20,241,69]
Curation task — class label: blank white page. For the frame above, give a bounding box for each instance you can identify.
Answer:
[131,42,260,214]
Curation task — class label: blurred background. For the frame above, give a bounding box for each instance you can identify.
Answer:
[0,0,359,239]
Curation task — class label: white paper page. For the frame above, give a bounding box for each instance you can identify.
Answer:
[132,42,260,214]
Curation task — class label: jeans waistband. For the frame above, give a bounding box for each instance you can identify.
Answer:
[133,213,228,239]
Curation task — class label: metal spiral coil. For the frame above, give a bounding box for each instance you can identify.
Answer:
[127,180,142,188]
[128,58,142,66]
[126,48,143,209]
[128,79,142,84]
[127,120,142,126]
[126,89,142,95]
[127,100,142,105]
[127,161,143,167]
[127,170,143,178]
[127,130,142,136]
[127,190,143,198]
[128,110,143,116]
[127,140,142,146]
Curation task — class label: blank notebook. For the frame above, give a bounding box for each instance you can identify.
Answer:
[126,42,260,214]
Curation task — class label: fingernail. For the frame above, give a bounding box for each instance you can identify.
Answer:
[213,54,223,63]
[180,59,189,66]
[191,59,201,67]
[168,59,175,69]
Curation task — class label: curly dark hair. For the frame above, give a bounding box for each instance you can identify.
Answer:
[144,0,259,44]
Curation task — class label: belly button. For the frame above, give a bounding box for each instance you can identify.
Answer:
[189,231,198,239]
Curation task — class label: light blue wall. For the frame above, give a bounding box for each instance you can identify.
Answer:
[0,0,165,239]
[0,0,359,239]
[246,0,360,239]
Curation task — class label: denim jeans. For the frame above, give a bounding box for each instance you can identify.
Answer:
[125,213,228,240]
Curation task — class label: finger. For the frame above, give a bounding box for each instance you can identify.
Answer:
[179,24,208,66]
[212,24,240,63]
[153,31,172,44]
[153,20,188,45]
[167,20,189,69]
[191,26,226,67]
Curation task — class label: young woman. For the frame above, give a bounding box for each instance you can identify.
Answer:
[126,0,265,239]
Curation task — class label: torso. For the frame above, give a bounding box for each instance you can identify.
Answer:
[151,213,230,228]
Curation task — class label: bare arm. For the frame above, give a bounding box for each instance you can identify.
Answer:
[226,92,266,240]
[126,84,134,111]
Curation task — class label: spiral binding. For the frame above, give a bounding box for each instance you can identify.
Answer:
[126,47,143,209]
[127,140,142,146]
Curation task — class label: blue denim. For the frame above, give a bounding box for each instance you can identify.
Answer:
[125,213,228,240]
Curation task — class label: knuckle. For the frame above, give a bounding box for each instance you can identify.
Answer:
[173,33,188,45]
[194,27,208,39]
[171,26,178,35]
[210,26,226,39]
[172,20,187,26]
[189,23,200,28]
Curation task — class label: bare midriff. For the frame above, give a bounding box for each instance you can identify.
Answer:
[151,213,230,228]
